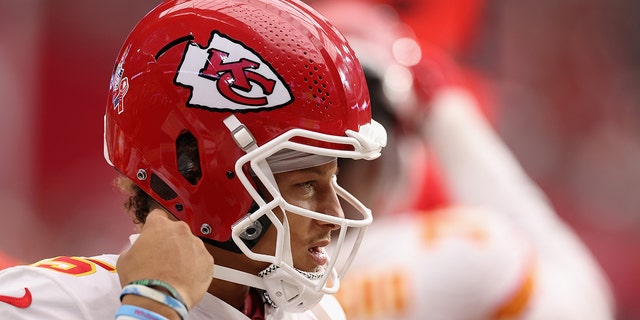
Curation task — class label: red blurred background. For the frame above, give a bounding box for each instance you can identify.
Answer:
[0,0,638,318]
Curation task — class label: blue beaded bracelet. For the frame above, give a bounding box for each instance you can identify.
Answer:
[120,284,188,320]
[128,279,187,309]
[115,304,169,320]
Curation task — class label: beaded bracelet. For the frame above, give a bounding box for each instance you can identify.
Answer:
[115,304,169,320]
[120,284,188,320]
[128,279,187,309]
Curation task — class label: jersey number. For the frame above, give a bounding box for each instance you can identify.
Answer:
[32,256,116,277]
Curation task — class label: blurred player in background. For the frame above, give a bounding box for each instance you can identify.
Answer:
[311,1,616,319]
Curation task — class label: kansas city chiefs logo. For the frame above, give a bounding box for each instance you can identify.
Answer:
[175,31,293,111]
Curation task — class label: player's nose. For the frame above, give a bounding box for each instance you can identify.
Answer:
[315,183,344,230]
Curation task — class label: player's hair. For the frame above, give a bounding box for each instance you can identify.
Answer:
[116,176,156,225]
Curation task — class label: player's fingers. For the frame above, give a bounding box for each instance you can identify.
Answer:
[142,209,173,228]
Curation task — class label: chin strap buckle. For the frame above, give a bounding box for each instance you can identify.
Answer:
[223,115,257,152]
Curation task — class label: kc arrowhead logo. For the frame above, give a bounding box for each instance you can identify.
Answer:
[175,31,293,112]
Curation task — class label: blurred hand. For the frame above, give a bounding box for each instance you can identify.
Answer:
[117,209,214,309]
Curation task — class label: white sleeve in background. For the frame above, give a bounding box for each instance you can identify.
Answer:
[426,87,615,319]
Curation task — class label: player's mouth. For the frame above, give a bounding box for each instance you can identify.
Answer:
[308,240,330,267]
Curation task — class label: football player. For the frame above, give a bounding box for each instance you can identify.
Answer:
[0,0,386,319]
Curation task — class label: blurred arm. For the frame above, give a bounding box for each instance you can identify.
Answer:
[425,86,615,318]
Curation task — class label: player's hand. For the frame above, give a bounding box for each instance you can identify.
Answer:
[117,209,214,310]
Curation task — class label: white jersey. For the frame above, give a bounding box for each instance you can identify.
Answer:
[336,206,535,319]
[337,204,614,320]
[0,254,345,320]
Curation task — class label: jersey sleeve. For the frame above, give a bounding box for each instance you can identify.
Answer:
[0,254,122,320]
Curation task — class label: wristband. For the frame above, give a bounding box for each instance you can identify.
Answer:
[115,304,169,320]
[128,279,187,309]
[120,284,188,320]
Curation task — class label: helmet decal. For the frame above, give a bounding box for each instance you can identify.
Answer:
[110,47,129,115]
[175,31,293,112]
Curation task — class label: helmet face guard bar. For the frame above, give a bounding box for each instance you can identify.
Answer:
[223,114,386,295]
[232,177,367,293]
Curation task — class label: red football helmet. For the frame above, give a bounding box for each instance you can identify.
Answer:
[103,0,386,312]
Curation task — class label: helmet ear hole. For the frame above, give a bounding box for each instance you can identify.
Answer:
[177,131,202,185]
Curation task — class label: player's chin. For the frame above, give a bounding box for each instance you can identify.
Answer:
[294,251,327,273]
[293,260,318,273]
[297,264,326,274]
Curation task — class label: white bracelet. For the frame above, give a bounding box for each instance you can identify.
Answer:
[120,284,188,320]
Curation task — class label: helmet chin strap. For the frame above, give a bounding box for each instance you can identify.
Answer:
[212,260,328,313]
[210,213,293,292]
[213,200,329,312]
[212,264,266,290]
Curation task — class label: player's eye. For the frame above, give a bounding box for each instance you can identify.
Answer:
[296,181,314,191]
